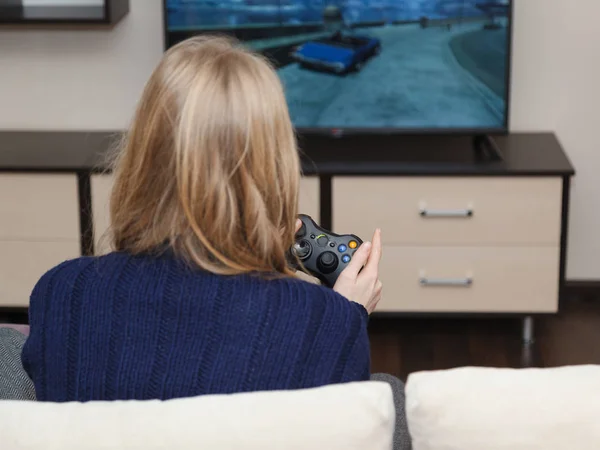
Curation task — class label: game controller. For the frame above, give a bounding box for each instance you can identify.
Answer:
[290,214,363,287]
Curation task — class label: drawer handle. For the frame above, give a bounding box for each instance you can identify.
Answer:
[419,276,473,287]
[419,208,473,218]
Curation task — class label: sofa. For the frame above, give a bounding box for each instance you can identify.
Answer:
[406,365,600,450]
[1,380,397,450]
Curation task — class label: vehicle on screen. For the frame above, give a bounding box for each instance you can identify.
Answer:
[291,31,382,75]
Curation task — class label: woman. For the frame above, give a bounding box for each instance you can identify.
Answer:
[22,36,383,402]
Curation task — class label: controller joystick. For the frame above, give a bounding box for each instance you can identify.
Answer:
[293,239,312,260]
[290,214,363,287]
[317,251,338,274]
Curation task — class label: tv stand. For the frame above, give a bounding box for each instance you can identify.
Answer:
[0,132,576,366]
[473,134,504,162]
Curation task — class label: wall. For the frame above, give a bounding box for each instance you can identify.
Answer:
[509,0,600,279]
[0,0,598,279]
[0,0,163,131]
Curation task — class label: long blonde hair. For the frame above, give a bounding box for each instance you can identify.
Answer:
[109,36,300,276]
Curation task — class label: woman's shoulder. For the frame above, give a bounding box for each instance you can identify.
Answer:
[30,252,136,303]
[34,252,125,284]
[35,255,96,286]
[263,276,370,366]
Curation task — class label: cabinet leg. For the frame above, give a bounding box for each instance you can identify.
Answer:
[522,316,534,345]
[521,316,535,368]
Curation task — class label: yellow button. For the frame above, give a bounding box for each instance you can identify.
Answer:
[348,240,358,249]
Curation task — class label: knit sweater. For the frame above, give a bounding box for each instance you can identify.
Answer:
[21,252,370,402]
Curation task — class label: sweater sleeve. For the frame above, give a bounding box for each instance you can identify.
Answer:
[337,302,371,382]
[296,282,371,385]
[21,259,81,400]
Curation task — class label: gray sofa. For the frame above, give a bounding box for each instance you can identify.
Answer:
[0,326,35,400]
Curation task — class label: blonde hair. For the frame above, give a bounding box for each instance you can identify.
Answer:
[109,36,300,276]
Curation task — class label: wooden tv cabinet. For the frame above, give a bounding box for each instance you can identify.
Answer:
[0,132,575,338]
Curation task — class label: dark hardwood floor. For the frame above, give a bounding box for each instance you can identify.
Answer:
[369,297,600,381]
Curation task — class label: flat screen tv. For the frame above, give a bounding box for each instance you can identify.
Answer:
[163,0,512,134]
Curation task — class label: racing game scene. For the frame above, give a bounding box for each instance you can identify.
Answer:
[166,0,510,130]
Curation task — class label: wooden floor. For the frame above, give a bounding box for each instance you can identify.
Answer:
[369,297,600,381]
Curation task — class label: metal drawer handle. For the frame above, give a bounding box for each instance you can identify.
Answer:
[418,202,474,218]
[419,208,473,218]
[419,276,473,287]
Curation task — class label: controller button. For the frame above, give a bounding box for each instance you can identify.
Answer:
[348,240,358,249]
[342,255,351,263]
[310,234,316,239]
[317,251,338,274]
[329,242,335,248]
[338,244,347,253]
[316,235,329,247]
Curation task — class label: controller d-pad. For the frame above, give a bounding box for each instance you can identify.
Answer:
[317,251,338,274]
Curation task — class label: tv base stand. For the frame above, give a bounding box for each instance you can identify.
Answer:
[473,134,504,162]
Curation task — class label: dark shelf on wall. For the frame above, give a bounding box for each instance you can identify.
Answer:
[0,0,129,27]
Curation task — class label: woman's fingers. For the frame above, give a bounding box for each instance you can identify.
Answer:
[365,229,382,276]
[341,241,372,279]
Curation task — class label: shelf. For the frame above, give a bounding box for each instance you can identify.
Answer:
[0,0,129,27]
[0,131,576,178]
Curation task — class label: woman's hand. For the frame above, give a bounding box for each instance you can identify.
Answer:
[333,229,382,314]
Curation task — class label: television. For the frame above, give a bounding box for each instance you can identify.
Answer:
[163,0,512,135]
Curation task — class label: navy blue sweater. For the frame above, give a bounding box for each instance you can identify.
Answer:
[22,252,370,402]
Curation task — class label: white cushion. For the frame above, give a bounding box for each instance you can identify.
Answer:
[406,365,600,450]
[0,381,394,450]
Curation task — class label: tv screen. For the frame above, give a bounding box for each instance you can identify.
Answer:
[164,0,511,133]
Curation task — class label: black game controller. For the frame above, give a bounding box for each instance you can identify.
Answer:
[290,214,363,287]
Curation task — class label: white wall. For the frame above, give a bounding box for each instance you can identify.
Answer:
[0,0,163,131]
[0,0,598,279]
[509,0,600,279]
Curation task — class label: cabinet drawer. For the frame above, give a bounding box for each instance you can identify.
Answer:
[92,175,320,255]
[0,174,79,240]
[0,241,80,307]
[91,174,113,255]
[298,176,320,223]
[377,246,559,313]
[333,177,562,246]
